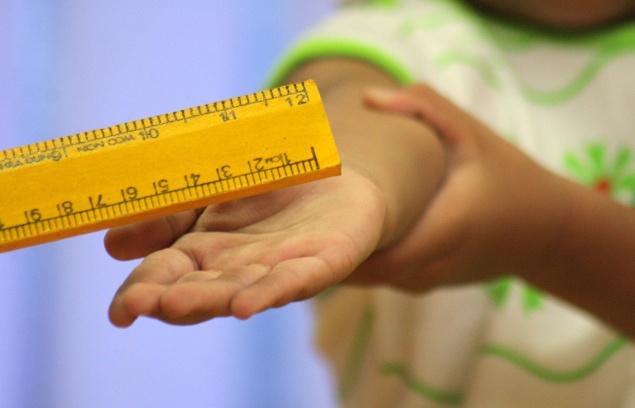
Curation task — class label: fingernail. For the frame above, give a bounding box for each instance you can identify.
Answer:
[365,88,398,103]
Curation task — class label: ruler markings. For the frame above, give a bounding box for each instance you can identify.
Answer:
[0,81,340,252]
[1,85,309,160]
[0,156,320,234]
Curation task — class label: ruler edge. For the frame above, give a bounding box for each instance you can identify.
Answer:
[0,165,341,253]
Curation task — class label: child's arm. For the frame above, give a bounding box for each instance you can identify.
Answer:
[360,85,635,337]
[105,59,447,326]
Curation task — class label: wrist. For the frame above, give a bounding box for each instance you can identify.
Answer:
[339,159,397,249]
[340,132,446,250]
[323,86,447,250]
[286,58,447,250]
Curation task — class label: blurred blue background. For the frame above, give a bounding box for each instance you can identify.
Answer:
[0,1,338,407]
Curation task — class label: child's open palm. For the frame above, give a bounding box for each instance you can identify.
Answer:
[106,169,386,327]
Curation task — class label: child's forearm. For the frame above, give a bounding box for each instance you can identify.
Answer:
[527,177,635,337]
[286,59,446,248]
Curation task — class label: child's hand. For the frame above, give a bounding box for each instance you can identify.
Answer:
[358,84,635,336]
[104,59,448,328]
[350,84,572,291]
[105,169,386,327]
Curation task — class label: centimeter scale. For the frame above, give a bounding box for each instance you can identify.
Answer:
[0,80,341,253]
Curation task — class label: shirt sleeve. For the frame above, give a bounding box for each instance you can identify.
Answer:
[265,0,518,140]
[267,4,427,86]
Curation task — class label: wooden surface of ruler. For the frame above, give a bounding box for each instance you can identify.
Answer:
[0,80,340,253]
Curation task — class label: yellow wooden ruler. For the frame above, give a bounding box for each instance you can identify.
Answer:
[0,80,340,253]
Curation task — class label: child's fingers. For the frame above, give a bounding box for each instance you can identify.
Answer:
[230,256,336,319]
[109,282,165,327]
[156,264,270,324]
[104,210,200,260]
[109,247,198,325]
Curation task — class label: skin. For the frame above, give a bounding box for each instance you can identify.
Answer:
[105,59,446,326]
[359,85,635,336]
[106,58,635,338]
[470,0,635,30]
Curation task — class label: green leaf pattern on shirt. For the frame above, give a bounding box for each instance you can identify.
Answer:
[485,277,544,313]
[394,0,635,106]
[564,144,635,205]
